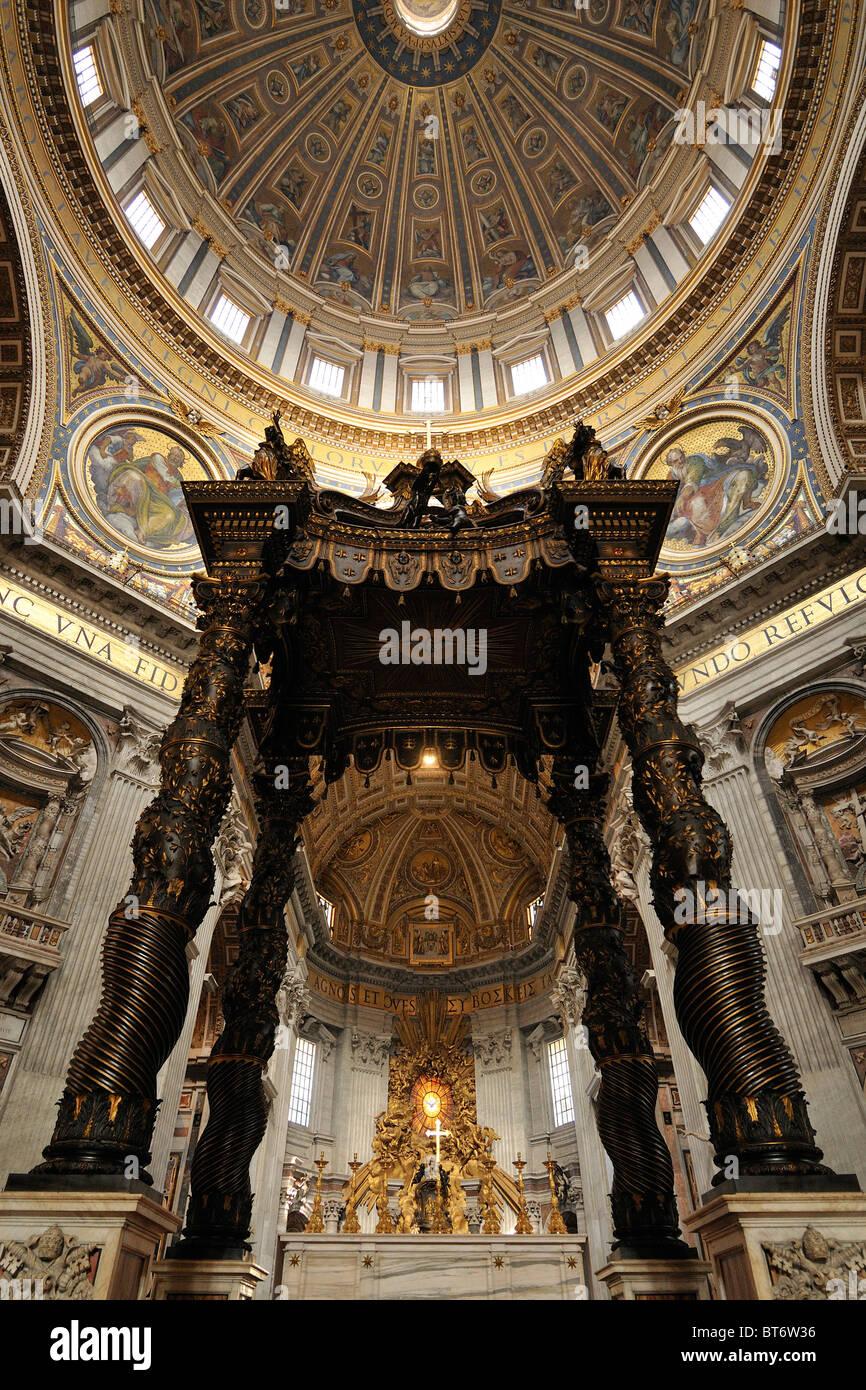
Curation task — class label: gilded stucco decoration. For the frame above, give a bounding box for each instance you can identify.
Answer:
[314,799,545,969]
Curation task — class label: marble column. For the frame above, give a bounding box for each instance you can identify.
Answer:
[338,1029,391,1173]
[249,955,309,1293]
[553,957,614,1297]
[472,1027,524,1173]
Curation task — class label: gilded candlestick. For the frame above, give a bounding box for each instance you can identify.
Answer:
[343,1152,361,1234]
[307,1150,327,1233]
[545,1150,567,1235]
[513,1152,533,1235]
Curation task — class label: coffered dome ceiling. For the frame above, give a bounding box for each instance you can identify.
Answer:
[303,762,558,985]
[142,0,701,322]
[56,0,796,439]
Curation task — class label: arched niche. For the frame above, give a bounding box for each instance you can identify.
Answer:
[755,682,866,906]
[0,692,105,909]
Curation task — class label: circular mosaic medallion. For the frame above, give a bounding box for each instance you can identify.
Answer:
[409,848,451,887]
[564,64,587,101]
[522,127,547,159]
[413,182,439,208]
[306,132,330,162]
[470,168,496,196]
[267,70,290,103]
[243,0,268,28]
[353,0,502,85]
[637,411,786,560]
[358,171,384,199]
[71,415,215,567]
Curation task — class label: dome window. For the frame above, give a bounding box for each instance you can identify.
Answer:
[124,191,165,250]
[209,293,251,345]
[605,291,645,341]
[308,356,346,398]
[72,46,103,107]
[511,354,548,397]
[411,377,445,413]
[751,39,782,102]
[527,894,544,937]
[688,185,731,245]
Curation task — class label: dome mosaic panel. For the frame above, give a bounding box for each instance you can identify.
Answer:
[143,0,705,321]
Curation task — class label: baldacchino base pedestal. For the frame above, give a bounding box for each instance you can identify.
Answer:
[596,1257,712,1300]
[0,1176,181,1299]
[683,1177,866,1300]
[150,1256,269,1300]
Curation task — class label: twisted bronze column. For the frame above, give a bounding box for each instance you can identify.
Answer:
[597,577,827,1182]
[174,766,314,1258]
[548,761,686,1256]
[35,574,264,1182]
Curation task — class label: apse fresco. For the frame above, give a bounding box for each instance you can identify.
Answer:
[140,0,697,316]
[643,418,778,554]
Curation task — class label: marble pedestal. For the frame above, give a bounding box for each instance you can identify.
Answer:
[596,1257,712,1301]
[150,1257,269,1300]
[0,1180,181,1300]
[684,1181,866,1300]
[276,1233,589,1299]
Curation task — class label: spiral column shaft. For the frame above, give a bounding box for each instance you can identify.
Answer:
[34,575,264,1182]
[176,770,314,1257]
[548,764,685,1254]
[598,576,827,1181]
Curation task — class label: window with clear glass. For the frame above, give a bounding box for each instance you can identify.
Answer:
[511,354,548,396]
[308,356,345,397]
[688,185,731,244]
[548,1036,575,1126]
[73,46,103,107]
[605,291,645,341]
[526,895,544,937]
[288,1037,316,1127]
[124,191,165,250]
[751,39,782,102]
[318,896,335,930]
[411,377,445,412]
[209,293,250,344]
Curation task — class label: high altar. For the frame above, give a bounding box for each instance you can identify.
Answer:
[272,994,591,1300]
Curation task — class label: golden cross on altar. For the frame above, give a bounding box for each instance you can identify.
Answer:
[425,1117,450,1163]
